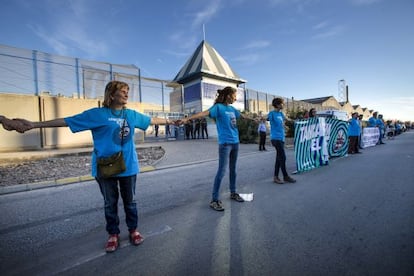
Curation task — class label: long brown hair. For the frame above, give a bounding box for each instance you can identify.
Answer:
[214,86,236,105]
[102,80,129,108]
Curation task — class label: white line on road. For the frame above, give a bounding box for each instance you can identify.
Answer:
[56,225,173,274]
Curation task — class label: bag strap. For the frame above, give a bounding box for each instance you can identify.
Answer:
[120,111,126,147]
[94,109,127,156]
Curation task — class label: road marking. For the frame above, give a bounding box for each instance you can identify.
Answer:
[56,225,172,274]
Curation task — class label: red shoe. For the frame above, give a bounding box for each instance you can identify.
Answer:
[129,230,144,246]
[105,234,119,253]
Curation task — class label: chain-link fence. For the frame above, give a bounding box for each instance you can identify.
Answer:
[0,44,173,110]
[1,44,322,116]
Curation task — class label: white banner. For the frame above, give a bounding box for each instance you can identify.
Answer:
[361,127,379,148]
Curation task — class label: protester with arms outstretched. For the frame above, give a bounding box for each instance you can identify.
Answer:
[181,86,248,211]
[1,80,169,253]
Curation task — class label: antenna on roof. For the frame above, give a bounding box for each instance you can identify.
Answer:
[203,24,206,41]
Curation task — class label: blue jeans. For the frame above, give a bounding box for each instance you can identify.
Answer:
[212,143,239,201]
[96,175,138,235]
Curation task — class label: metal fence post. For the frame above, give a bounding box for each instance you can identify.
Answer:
[75,58,81,98]
[32,50,39,96]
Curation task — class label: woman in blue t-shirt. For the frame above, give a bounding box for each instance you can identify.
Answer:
[267,97,296,184]
[182,86,247,211]
[2,81,169,253]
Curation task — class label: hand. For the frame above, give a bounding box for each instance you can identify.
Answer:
[7,118,34,133]
[173,119,184,126]
[1,116,24,132]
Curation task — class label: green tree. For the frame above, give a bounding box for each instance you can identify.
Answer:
[237,112,259,144]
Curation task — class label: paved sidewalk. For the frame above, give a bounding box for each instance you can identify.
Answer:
[0,138,281,194]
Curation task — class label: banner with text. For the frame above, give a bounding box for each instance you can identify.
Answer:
[294,118,349,173]
[361,127,379,148]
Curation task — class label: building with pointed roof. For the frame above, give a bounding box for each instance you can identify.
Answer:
[301,96,342,110]
[169,40,246,113]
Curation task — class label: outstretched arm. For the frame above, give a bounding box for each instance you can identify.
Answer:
[182,110,210,123]
[8,118,67,133]
[240,113,259,121]
[150,117,170,125]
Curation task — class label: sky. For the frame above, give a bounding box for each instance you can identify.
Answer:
[1,0,413,121]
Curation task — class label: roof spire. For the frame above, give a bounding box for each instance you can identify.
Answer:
[203,24,206,41]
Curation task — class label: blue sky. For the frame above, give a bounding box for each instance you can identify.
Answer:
[1,0,413,121]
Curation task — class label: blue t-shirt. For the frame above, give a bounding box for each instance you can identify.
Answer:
[209,103,240,144]
[368,117,377,127]
[268,110,286,142]
[377,118,385,130]
[348,118,361,136]
[64,107,151,177]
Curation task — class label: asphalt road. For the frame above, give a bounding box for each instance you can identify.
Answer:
[1,132,413,276]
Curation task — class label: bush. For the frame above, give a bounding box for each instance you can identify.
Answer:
[237,112,259,144]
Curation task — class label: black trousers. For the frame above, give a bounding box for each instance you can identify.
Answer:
[271,139,287,177]
[259,131,266,150]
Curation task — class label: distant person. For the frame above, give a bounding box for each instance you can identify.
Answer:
[358,114,364,149]
[201,117,208,139]
[1,80,170,253]
[165,121,171,137]
[348,112,361,154]
[377,114,385,145]
[267,97,296,184]
[257,118,267,151]
[309,108,316,118]
[303,110,309,119]
[194,118,201,139]
[154,124,159,137]
[181,86,249,211]
[184,116,192,140]
[368,112,378,128]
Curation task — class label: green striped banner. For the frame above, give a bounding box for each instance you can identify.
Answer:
[294,117,349,173]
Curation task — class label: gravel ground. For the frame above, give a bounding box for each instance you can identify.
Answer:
[0,146,165,187]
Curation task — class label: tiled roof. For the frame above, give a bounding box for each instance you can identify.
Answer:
[301,96,333,104]
[173,40,246,84]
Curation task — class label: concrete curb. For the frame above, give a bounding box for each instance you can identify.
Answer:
[0,151,262,195]
[0,165,156,195]
[0,141,294,195]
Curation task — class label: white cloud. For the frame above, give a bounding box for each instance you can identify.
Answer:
[191,0,222,29]
[242,40,271,49]
[313,21,328,30]
[26,1,110,58]
[350,0,381,6]
[232,53,262,65]
[28,24,70,55]
[312,25,345,39]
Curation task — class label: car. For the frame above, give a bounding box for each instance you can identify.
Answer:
[316,110,349,121]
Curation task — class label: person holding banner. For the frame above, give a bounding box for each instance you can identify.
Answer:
[348,112,361,154]
[267,97,296,184]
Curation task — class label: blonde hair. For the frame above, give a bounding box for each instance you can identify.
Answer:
[214,86,236,105]
[102,80,129,108]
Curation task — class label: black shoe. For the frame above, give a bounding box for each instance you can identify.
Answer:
[210,200,224,211]
[274,177,284,184]
[283,176,296,183]
[230,193,244,202]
